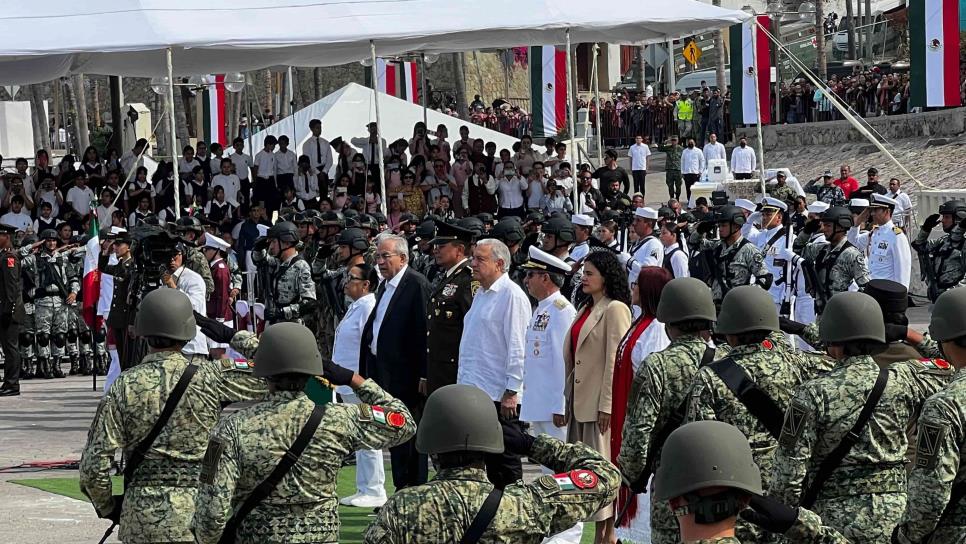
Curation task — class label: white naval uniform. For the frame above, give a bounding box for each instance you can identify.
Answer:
[627,235,664,284]
[792,232,825,350]
[519,290,581,544]
[751,225,792,306]
[850,220,911,287]
[570,240,590,262]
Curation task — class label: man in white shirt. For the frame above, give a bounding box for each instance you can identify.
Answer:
[457,238,532,488]
[702,132,727,164]
[228,137,254,204]
[274,135,298,194]
[525,162,547,211]
[680,138,706,203]
[496,162,528,218]
[66,175,96,217]
[252,135,279,214]
[350,122,389,173]
[211,158,241,206]
[570,214,594,262]
[302,118,333,193]
[95,189,118,229]
[161,245,209,357]
[119,138,148,177]
[627,207,664,283]
[730,137,757,180]
[850,193,912,287]
[887,177,913,228]
[519,246,583,544]
[629,135,651,196]
[0,196,31,232]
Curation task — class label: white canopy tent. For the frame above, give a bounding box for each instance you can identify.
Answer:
[0,0,751,216]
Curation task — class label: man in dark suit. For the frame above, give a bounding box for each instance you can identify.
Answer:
[360,233,431,490]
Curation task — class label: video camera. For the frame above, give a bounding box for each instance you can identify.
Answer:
[129,224,183,293]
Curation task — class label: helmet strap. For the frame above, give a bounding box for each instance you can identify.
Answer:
[674,491,742,524]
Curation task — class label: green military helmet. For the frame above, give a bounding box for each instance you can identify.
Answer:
[939,199,966,220]
[542,216,576,243]
[476,212,495,226]
[653,420,763,501]
[134,289,197,341]
[337,227,369,252]
[175,215,205,236]
[490,219,525,245]
[415,219,437,242]
[317,210,344,228]
[39,229,58,241]
[416,384,504,455]
[358,214,380,234]
[929,288,966,342]
[457,217,484,239]
[656,277,716,325]
[715,205,746,226]
[715,285,778,335]
[252,323,324,377]
[267,221,299,243]
[820,292,885,344]
[821,206,854,229]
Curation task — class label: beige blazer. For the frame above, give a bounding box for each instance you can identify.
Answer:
[563,297,632,423]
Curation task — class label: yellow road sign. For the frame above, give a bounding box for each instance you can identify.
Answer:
[683,41,702,65]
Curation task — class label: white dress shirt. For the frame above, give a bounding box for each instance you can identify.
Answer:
[333,293,376,396]
[170,266,209,356]
[66,186,96,215]
[274,149,297,175]
[369,264,407,354]
[228,152,253,180]
[350,136,389,166]
[664,243,690,278]
[211,174,241,206]
[630,318,670,371]
[497,177,528,209]
[730,146,757,174]
[703,141,727,163]
[681,147,706,175]
[889,190,914,228]
[458,273,532,401]
[750,225,790,305]
[850,220,912,287]
[295,170,320,201]
[520,291,577,423]
[302,135,333,174]
[629,143,651,171]
[253,150,276,179]
[97,254,118,319]
[462,175,498,209]
[0,211,31,232]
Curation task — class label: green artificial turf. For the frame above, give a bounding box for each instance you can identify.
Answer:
[12,468,595,543]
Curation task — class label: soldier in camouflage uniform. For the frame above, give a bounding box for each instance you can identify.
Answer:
[893,287,966,543]
[365,384,620,543]
[685,286,833,542]
[315,228,368,358]
[21,230,75,379]
[79,289,267,543]
[191,323,415,543]
[251,221,317,325]
[771,292,954,544]
[489,219,528,291]
[765,171,798,205]
[690,206,771,308]
[174,216,215,300]
[18,233,37,379]
[408,220,439,282]
[619,278,728,544]
[912,199,966,303]
[309,211,345,360]
[63,239,96,375]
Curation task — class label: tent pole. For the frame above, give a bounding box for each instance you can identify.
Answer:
[167,47,181,220]
[566,29,577,212]
[420,53,428,127]
[371,40,388,216]
[751,19,767,193]
[288,66,298,149]
[592,43,603,167]
[245,77,255,157]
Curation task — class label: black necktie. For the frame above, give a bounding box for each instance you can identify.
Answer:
[375,281,387,304]
[316,138,322,164]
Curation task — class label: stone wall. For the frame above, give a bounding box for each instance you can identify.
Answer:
[736,108,966,151]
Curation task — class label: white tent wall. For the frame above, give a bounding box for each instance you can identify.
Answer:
[243,83,519,175]
[0,101,35,160]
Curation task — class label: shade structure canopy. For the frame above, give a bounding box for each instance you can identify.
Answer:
[0,0,750,84]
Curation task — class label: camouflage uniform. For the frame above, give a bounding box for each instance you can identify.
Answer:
[771,355,953,544]
[893,367,966,543]
[807,184,848,208]
[767,182,797,204]
[794,232,870,314]
[19,253,37,377]
[22,246,76,372]
[191,379,416,544]
[364,435,620,543]
[690,235,769,306]
[185,245,215,299]
[79,332,266,543]
[311,249,342,359]
[252,247,317,324]
[618,335,728,544]
[911,226,965,302]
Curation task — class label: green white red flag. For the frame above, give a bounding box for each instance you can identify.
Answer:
[529,45,567,138]
[81,207,100,327]
[909,0,961,108]
[729,15,771,125]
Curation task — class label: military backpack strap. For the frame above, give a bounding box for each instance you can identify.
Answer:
[706,357,785,440]
[459,488,504,544]
[799,366,889,509]
[217,404,325,544]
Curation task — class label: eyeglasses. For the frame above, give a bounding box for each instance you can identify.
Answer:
[374,252,401,262]
[347,275,367,282]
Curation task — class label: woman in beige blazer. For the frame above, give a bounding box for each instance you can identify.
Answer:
[563,250,632,544]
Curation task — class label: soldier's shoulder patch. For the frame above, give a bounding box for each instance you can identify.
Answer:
[199,438,227,485]
[761,339,775,351]
[221,358,254,372]
[6,256,14,268]
[470,280,481,296]
[916,421,949,470]
[545,470,599,492]
[362,405,406,428]
[920,358,952,371]
[553,298,569,310]
[779,400,812,449]
[215,262,226,270]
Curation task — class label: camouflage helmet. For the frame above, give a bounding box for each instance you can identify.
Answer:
[715,205,746,226]
[939,199,966,220]
[656,278,716,325]
[267,221,299,243]
[252,323,324,377]
[542,216,576,243]
[416,384,504,455]
[476,212,495,226]
[653,421,763,501]
[490,219,525,245]
[317,210,344,228]
[337,227,369,252]
[929,288,966,342]
[457,217,485,239]
[134,289,197,342]
[715,286,779,335]
[175,215,205,235]
[820,292,885,344]
[821,206,854,229]
[39,229,59,241]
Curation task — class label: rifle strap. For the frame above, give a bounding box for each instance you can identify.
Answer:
[219,404,325,544]
[707,357,785,440]
[459,488,504,544]
[800,366,889,508]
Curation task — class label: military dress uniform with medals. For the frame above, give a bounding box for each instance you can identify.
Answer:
[850,194,912,288]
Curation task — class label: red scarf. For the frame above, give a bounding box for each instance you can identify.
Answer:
[611,314,654,527]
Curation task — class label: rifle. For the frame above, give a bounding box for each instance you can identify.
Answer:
[918,250,938,302]
[778,215,795,323]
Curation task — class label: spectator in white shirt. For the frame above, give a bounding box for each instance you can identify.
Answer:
[33,201,58,233]
[294,155,320,204]
[178,145,202,182]
[34,174,62,217]
[681,138,706,203]
[545,142,571,175]
[702,132,727,164]
[351,122,389,172]
[66,174,96,217]
[496,162,528,219]
[252,135,279,213]
[95,189,118,228]
[730,137,757,179]
[211,158,241,206]
[332,263,386,507]
[129,195,155,227]
[0,196,31,232]
[119,138,148,177]
[457,238,531,488]
[161,247,209,356]
[659,222,690,278]
[628,135,651,195]
[228,137,254,202]
[525,161,547,210]
[553,162,575,197]
[302,118,333,192]
[275,135,298,193]
[887,177,913,228]
[423,159,456,209]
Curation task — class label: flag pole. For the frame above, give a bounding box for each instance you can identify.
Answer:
[166,48,181,220]
[420,53,429,127]
[750,18,767,195]
[371,40,388,216]
[566,28,578,212]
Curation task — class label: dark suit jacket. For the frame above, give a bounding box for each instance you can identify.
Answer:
[360,267,431,402]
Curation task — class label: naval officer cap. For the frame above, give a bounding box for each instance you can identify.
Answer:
[870,193,898,210]
[734,198,757,213]
[521,245,572,275]
[806,201,830,215]
[430,220,475,245]
[761,197,788,212]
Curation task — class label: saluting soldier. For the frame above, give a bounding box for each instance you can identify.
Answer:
[99,229,136,370]
[0,223,24,396]
[750,197,795,308]
[690,205,771,308]
[22,229,75,379]
[422,221,475,395]
[251,221,317,325]
[174,216,215,300]
[912,199,966,302]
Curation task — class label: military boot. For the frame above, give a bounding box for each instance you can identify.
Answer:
[79,354,93,376]
[21,358,34,380]
[36,358,51,379]
[52,358,67,379]
[69,358,80,376]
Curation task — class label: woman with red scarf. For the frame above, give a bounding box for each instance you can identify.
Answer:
[612,266,673,543]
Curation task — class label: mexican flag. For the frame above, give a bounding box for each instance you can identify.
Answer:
[397,61,419,104]
[203,74,227,146]
[81,209,100,327]
[365,59,419,103]
[529,45,567,138]
[910,0,961,108]
[729,15,772,125]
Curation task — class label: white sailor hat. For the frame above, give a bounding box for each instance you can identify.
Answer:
[806,201,830,215]
[256,224,270,237]
[634,207,659,221]
[735,198,757,213]
[204,232,231,251]
[522,245,572,275]
[109,226,128,236]
[850,198,870,208]
[571,213,595,227]
[761,197,788,212]
[870,194,898,209]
